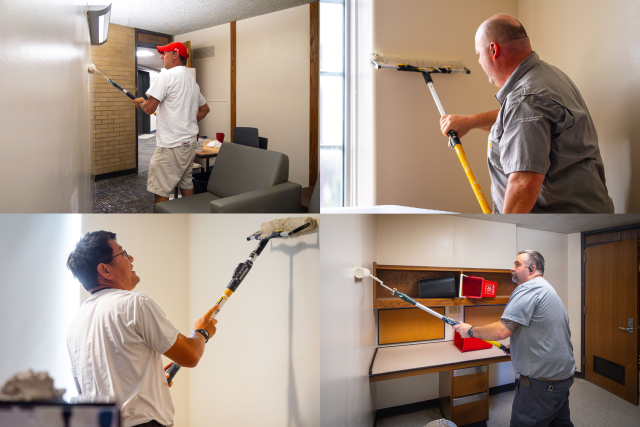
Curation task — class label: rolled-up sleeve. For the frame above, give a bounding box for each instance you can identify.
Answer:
[499,96,564,175]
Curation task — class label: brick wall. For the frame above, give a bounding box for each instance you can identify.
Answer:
[90,24,136,176]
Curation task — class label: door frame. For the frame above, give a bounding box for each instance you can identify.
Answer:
[134,28,173,174]
[581,222,640,377]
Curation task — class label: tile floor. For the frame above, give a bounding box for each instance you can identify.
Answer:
[377,378,640,427]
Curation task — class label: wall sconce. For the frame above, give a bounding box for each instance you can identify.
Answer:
[87,4,112,45]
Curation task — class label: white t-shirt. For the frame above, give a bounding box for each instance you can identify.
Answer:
[146,66,206,148]
[67,289,179,427]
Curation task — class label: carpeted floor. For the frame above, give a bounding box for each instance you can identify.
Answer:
[93,134,157,213]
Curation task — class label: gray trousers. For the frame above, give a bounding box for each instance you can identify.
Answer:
[510,376,574,427]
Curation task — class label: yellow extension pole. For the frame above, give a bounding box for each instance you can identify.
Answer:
[453,144,492,214]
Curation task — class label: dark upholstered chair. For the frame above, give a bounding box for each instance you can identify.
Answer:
[155,143,301,213]
[258,136,268,150]
[233,127,259,148]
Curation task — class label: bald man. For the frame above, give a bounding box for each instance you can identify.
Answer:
[440,14,614,214]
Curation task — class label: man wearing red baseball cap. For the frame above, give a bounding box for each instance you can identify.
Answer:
[133,42,210,210]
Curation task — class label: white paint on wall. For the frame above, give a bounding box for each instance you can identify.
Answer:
[81,214,191,427]
[175,23,231,139]
[187,214,320,427]
[567,233,582,373]
[0,0,93,212]
[376,374,439,409]
[237,5,310,187]
[320,214,377,427]
[372,0,517,212]
[0,215,82,398]
[518,0,640,213]
[454,217,515,269]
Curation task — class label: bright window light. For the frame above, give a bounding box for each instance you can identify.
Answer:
[137,51,154,57]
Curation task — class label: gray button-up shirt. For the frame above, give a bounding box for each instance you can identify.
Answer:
[487,52,614,213]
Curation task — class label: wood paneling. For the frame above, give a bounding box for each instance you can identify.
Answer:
[452,395,488,426]
[375,297,511,309]
[464,305,506,326]
[585,238,639,405]
[369,356,511,382]
[185,40,192,68]
[585,229,640,245]
[230,21,236,142]
[452,369,488,397]
[378,308,445,345]
[309,2,319,187]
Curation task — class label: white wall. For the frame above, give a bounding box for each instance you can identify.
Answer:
[175,24,231,141]
[187,214,320,427]
[81,214,191,427]
[567,233,582,373]
[372,0,517,212]
[320,214,377,427]
[0,215,82,398]
[237,5,310,187]
[0,0,93,212]
[518,0,640,213]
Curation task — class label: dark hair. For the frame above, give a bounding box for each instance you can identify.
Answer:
[179,54,187,65]
[517,249,545,275]
[67,231,117,291]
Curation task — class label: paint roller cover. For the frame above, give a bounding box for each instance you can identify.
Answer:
[371,52,465,70]
[260,217,317,234]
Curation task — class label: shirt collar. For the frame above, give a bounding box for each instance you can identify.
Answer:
[494,51,539,104]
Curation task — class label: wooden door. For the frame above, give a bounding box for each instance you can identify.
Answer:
[585,238,639,405]
[137,70,150,135]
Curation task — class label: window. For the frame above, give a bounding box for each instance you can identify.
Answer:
[319,0,345,208]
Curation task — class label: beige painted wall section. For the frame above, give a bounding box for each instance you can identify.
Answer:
[81,215,191,427]
[0,0,92,212]
[90,24,136,176]
[237,5,310,187]
[518,1,640,213]
[175,24,231,141]
[567,233,582,373]
[372,0,517,212]
[187,215,319,427]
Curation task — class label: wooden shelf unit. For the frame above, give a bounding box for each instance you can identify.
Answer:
[373,263,515,309]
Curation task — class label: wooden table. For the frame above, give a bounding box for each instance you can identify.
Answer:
[370,340,512,425]
[195,139,227,170]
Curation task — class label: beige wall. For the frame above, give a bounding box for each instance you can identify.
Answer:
[518,0,640,213]
[372,0,517,212]
[187,214,320,427]
[175,24,231,142]
[90,24,136,177]
[0,0,93,212]
[81,214,191,427]
[320,214,377,427]
[237,5,311,187]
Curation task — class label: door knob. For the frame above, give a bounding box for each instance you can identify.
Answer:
[619,327,633,333]
[620,318,634,334]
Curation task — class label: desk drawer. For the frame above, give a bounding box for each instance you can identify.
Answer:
[452,392,488,425]
[452,365,488,397]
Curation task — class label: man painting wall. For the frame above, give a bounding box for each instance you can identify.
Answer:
[440,14,614,214]
[454,250,576,427]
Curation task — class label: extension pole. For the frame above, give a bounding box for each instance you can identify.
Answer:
[422,73,492,214]
[372,276,509,354]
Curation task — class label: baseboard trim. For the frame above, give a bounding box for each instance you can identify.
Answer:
[574,371,584,379]
[373,382,516,426]
[95,168,137,181]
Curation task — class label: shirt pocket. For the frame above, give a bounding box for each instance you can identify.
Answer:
[488,121,503,167]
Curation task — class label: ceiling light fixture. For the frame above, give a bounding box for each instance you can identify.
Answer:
[87,4,112,45]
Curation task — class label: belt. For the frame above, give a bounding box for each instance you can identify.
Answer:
[521,375,573,390]
[534,376,572,382]
[133,421,165,427]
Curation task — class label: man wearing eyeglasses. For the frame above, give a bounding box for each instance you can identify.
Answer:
[66,231,218,427]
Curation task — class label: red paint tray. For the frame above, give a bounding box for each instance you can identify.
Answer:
[454,330,492,352]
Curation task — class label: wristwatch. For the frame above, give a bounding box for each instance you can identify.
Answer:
[194,328,209,343]
[468,326,474,338]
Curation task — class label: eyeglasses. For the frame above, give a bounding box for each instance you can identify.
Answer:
[105,250,129,263]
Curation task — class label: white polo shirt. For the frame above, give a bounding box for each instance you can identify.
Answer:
[146,65,206,148]
[67,289,179,427]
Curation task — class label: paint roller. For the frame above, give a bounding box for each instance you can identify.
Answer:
[165,217,318,384]
[371,52,491,214]
[354,267,510,354]
[88,63,147,101]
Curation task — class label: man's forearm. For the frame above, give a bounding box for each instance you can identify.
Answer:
[502,171,544,213]
[472,321,510,341]
[470,109,500,132]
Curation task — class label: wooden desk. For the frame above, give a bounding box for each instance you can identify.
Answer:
[369,340,511,382]
[370,340,512,425]
[195,140,227,170]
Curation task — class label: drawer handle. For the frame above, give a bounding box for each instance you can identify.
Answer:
[453,392,487,406]
[453,365,487,377]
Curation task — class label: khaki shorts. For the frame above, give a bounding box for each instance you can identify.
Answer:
[147,143,197,198]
